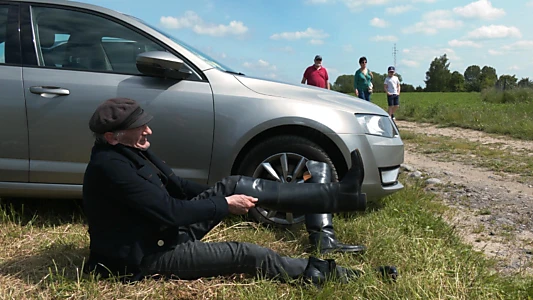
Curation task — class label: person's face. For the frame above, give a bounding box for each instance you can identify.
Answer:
[109,124,153,150]
[388,71,394,77]
[314,59,322,67]
[360,60,367,67]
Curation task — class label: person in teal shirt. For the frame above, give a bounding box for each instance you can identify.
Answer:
[353,56,373,101]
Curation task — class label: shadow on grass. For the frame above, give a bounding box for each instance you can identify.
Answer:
[0,242,90,285]
[0,197,86,227]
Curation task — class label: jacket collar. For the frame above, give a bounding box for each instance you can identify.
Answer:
[92,142,147,169]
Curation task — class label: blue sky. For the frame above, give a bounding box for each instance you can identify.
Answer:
[83,0,532,87]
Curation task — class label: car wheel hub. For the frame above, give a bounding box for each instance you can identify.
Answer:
[251,152,309,226]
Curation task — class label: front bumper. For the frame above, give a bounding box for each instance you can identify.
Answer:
[337,133,404,200]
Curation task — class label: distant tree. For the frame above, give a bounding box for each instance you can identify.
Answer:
[480,66,498,90]
[415,85,424,92]
[518,77,533,88]
[463,65,481,92]
[400,83,415,92]
[496,74,518,90]
[333,74,355,93]
[448,71,465,92]
[424,54,451,92]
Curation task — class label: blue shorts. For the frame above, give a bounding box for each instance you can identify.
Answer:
[387,94,399,106]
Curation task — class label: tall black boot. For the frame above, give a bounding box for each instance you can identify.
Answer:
[304,161,366,254]
[303,257,399,286]
[234,149,367,214]
[302,256,362,285]
[306,214,367,254]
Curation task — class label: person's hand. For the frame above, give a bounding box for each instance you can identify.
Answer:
[355,90,359,97]
[225,194,258,215]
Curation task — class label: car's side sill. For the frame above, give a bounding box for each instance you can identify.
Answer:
[0,182,82,199]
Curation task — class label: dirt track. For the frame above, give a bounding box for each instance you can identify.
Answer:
[396,120,533,275]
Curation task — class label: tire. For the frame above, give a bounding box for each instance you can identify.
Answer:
[236,135,338,228]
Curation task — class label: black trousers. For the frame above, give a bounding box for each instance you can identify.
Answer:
[140,176,309,281]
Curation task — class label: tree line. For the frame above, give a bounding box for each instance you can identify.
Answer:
[332,53,533,93]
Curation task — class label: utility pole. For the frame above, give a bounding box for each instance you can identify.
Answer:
[392,43,398,68]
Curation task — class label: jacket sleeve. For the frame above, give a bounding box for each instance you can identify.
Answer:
[169,176,210,199]
[99,158,229,227]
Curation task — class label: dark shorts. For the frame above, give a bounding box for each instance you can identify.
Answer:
[387,94,399,106]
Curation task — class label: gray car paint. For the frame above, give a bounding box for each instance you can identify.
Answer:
[0,0,404,203]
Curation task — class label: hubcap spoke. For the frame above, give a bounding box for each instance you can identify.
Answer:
[292,157,307,181]
[285,213,294,223]
[261,162,282,182]
[266,210,278,218]
[280,153,289,181]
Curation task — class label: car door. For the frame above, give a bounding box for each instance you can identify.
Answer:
[0,3,28,183]
[21,4,214,185]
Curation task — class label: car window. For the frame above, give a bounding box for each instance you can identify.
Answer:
[0,6,9,64]
[30,6,178,75]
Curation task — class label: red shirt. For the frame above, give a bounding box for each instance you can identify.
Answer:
[304,65,329,88]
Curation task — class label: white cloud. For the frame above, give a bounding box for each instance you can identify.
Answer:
[386,5,414,15]
[488,49,504,55]
[448,39,482,48]
[371,35,398,42]
[400,59,420,68]
[309,0,434,12]
[160,11,248,37]
[402,10,463,35]
[528,1,533,7]
[343,44,354,52]
[403,46,460,62]
[466,25,521,40]
[270,28,329,40]
[243,59,277,71]
[370,17,388,27]
[502,40,533,51]
[160,12,202,29]
[508,65,520,71]
[309,39,325,45]
[453,0,505,20]
[340,0,393,12]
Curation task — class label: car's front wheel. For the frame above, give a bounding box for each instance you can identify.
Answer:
[236,135,338,228]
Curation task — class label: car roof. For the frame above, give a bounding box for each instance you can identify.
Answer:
[10,0,128,19]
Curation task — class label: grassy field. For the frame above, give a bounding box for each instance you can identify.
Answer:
[368,90,533,140]
[2,175,533,299]
[3,91,533,299]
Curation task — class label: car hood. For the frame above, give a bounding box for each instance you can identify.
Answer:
[234,75,386,115]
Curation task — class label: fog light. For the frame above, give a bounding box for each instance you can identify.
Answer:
[381,168,400,185]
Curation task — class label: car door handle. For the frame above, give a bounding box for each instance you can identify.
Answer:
[30,86,70,96]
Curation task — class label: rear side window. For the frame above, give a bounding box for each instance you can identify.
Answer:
[30,6,168,74]
[0,6,9,64]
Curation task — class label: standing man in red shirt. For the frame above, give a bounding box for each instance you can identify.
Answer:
[302,55,330,89]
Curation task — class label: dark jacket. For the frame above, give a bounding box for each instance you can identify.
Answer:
[82,143,229,279]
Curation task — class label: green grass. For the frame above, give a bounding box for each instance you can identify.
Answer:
[1,177,533,299]
[368,91,533,140]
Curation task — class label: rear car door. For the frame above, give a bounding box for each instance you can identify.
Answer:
[0,3,28,183]
[20,3,215,185]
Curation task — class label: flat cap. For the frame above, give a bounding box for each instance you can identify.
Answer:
[89,98,153,134]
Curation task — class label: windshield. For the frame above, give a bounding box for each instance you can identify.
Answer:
[131,15,238,73]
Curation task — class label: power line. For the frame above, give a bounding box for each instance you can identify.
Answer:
[392,43,398,68]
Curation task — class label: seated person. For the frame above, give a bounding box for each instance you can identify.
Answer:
[82,98,396,284]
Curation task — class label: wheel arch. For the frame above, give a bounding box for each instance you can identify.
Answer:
[230,125,349,179]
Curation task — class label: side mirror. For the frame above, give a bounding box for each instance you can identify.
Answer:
[136,51,192,80]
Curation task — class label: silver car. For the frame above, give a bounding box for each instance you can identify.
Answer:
[0,0,404,227]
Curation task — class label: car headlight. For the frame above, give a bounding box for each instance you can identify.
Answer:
[355,114,398,138]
